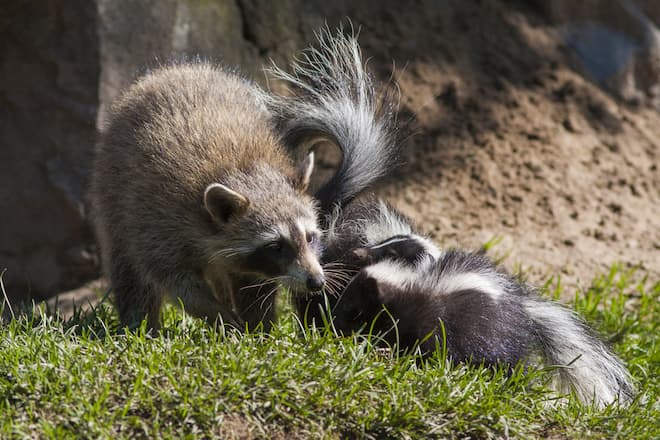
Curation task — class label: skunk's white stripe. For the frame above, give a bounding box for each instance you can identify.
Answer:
[415,236,442,260]
[364,260,419,288]
[431,272,507,299]
[369,236,412,249]
[364,260,507,301]
[363,200,413,244]
[367,234,442,262]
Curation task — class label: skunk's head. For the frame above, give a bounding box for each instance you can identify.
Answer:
[332,271,382,334]
[332,257,420,335]
[332,261,436,354]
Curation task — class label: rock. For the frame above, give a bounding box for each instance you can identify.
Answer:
[540,0,660,106]
[96,0,261,123]
[0,1,98,299]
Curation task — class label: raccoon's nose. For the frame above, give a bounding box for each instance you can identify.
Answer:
[306,274,325,290]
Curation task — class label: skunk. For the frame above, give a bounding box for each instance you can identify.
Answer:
[271,25,634,408]
[331,238,635,408]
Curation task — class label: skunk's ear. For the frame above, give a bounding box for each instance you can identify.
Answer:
[352,247,370,262]
[204,183,250,224]
[294,151,315,192]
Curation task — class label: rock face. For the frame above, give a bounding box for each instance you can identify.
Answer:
[0,1,100,303]
[97,0,258,124]
[1,0,659,305]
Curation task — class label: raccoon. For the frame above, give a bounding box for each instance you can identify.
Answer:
[90,62,324,331]
[331,244,635,408]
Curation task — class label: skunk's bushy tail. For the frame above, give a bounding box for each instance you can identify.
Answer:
[267,26,401,212]
[524,298,635,407]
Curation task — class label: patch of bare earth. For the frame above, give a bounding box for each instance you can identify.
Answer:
[358,2,659,295]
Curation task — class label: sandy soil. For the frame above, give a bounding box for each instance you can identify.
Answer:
[356,1,660,294]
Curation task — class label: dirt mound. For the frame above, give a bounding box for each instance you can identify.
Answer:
[356,1,660,292]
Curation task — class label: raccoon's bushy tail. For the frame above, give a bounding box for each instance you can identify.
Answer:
[267,26,400,212]
[524,298,634,407]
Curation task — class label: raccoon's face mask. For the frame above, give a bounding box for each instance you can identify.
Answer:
[239,222,325,292]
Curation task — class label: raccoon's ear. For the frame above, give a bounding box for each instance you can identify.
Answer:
[204,183,250,224]
[294,151,315,192]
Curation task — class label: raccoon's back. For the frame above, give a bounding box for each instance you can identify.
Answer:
[93,63,287,198]
[90,63,289,266]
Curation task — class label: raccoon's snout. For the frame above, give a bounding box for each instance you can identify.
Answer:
[306,273,325,290]
[294,246,325,292]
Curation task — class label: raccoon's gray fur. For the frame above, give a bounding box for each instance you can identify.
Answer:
[90,63,324,331]
[328,233,635,408]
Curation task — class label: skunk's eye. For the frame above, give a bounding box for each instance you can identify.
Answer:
[386,249,399,258]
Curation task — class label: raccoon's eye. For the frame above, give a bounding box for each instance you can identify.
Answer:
[306,231,318,244]
[266,241,283,252]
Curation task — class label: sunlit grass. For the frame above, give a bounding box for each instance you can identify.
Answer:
[0,265,658,439]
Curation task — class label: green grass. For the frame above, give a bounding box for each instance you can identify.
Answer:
[1,265,658,439]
